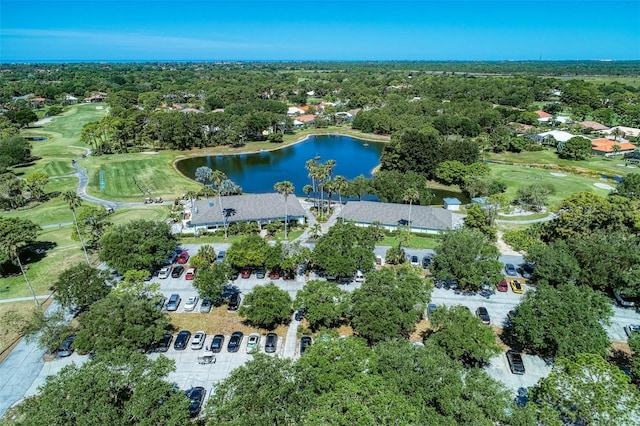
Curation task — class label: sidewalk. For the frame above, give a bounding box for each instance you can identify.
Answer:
[294,197,341,243]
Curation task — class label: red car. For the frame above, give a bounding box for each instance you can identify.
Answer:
[177,251,189,264]
[241,268,251,279]
[269,267,281,279]
[497,280,508,292]
[185,267,196,280]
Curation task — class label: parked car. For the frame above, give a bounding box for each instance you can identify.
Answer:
[510,279,524,294]
[421,255,433,269]
[518,262,535,279]
[506,350,526,375]
[505,263,518,276]
[177,250,190,264]
[427,303,437,318]
[216,250,226,263]
[354,269,365,282]
[171,265,185,278]
[295,307,307,321]
[200,297,213,313]
[185,267,197,280]
[174,330,191,350]
[246,333,260,352]
[166,293,181,311]
[184,296,199,312]
[58,336,75,357]
[265,332,278,353]
[185,386,206,417]
[230,269,240,280]
[625,324,640,338]
[300,336,312,355]
[476,307,491,325]
[269,267,281,279]
[227,331,243,352]
[208,334,224,352]
[614,290,636,308]
[507,309,517,324]
[163,250,178,265]
[143,267,155,281]
[228,293,241,311]
[155,333,173,352]
[410,255,419,266]
[154,296,166,310]
[497,280,508,292]
[158,266,171,279]
[191,331,206,350]
[256,266,266,279]
[241,268,251,279]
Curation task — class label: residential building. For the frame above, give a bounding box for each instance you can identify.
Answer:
[443,197,462,211]
[591,138,637,157]
[579,121,610,131]
[534,110,552,123]
[604,126,640,139]
[341,200,459,234]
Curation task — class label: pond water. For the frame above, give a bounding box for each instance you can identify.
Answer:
[175,134,467,204]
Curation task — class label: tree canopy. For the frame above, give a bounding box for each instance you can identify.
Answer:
[238,282,292,330]
[294,280,350,330]
[311,222,377,279]
[98,219,177,274]
[53,263,112,310]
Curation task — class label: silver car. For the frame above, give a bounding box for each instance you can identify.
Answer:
[191,331,206,350]
[158,266,171,279]
[246,333,260,353]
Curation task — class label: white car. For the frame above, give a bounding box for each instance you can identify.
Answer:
[184,296,199,312]
[191,331,206,350]
[158,266,171,279]
[246,333,260,353]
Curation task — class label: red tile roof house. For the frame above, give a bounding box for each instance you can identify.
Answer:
[579,121,610,131]
[30,97,47,107]
[297,114,316,126]
[535,110,552,123]
[591,138,637,157]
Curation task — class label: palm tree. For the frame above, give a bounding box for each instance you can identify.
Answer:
[274,181,295,240]
[211,170,228,239]
[402,187,420,231]
[303,184,313,201]
[611,127,625,142]
[62,191,90,265]
[305,158,319,206]
[333,175,349,218]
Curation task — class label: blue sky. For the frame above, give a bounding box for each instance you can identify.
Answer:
[1,0,639,61]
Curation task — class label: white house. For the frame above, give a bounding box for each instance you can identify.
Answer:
[287,106,305,116]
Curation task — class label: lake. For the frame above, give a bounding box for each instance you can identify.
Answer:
[175,134,467,204]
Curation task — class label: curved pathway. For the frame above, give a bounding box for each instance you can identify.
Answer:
[495,213,557,225]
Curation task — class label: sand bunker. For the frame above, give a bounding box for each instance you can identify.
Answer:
[594,182,615,190]
[550,172,567,177]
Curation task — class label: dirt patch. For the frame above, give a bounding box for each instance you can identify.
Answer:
[410,319,430,342]
[169,306,288,337]
[495,230,521,256]
[337,324,355,337]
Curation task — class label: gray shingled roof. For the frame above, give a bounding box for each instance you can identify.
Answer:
[190,193,306,226]
[341,201,453,231]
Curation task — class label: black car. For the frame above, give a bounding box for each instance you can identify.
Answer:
[210,334,225,353]
[154,333,173,352]
[200,297,213,313]
[421,255,433,269]
[58,336,75,357]
[256,266,266,279]
[294,307,307,321]
[476,307,491,325]
[185,386,206,417]
[300,336,312,355]
[227,331,243,352]
[265,332,278,353]
[174,330,191,350]
[506,350,526,375]
[154,296,166,310]
[228,293,241,311]
[230,269,240,280]
[171,265,185,278]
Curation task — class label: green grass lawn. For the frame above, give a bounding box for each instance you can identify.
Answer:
[110,205,171,225]
[497,212,550,221]
[490,163,612,206]
[486,149,634,178]
[380,233,442,249]
[0,227,87,300]
[2,197,101,227]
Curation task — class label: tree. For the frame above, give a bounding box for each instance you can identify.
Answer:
[348,174,371,201]
[510,283,613,358]
[75,293,170,354]
[302,184,313,200]
[402,186,420,228]
[294,280,350,330]
[53,263,111,310]
[226,234,269,268]
[333,175,349,217]
[351,266,430,344]
[188,244,217,270]
[616,172,640,200]
[463,203,496,241]
[274,180,294,240]
[0,171,26,209]
[114,270,161,299]
[311,222,376,279]
[0,135,32,169]
[524,241,580,287]
[21,308,76,355]
[15,352,191,426]
[558,136,592,160]
[211,169,229,239]
[24,172,49,201]
[0,217,40,306]
[532,353,640,426]
[431,228,503,291]
[385,244,407,265]
[61,191,90,265]
[239,282,292,330]
[515,182,555,212]
[75,206,112,250]
[193,262,231,299]
[424,305,501,367]
[194,165,213,185]
[99,219,177,274]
